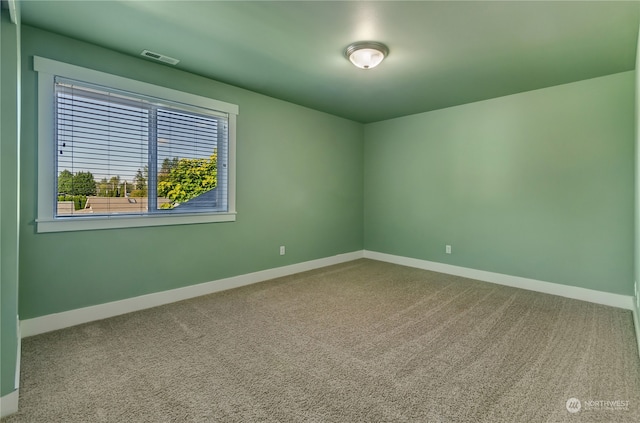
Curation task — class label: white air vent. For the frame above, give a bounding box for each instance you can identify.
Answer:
[141,50,180,65]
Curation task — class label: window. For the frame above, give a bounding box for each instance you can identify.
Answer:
[35,57,238,232]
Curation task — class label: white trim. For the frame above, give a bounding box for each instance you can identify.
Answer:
[36,212,237,233]
[227,114,237,212]
[633,280,640,360]
[364,250,635,310]
[36,67,55,229]
[0,318,21,417]
[19,250,636,338]
[15,318,20,389]
[633,302,640,362]
[13,315,22,389]
[20,251,364,337]
[0,390,19,418]
[33,56,238,233]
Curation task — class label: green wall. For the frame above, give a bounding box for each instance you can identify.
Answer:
[364,72,635,295]
[18,26,364,319]
[12,21,639,324]
[1,10,20,398]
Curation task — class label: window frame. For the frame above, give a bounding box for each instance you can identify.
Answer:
[35,56,238,233]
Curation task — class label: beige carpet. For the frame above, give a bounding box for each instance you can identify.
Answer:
[3,259,640,422]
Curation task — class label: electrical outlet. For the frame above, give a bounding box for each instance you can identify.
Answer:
[445,245,452,254]
[279,246,286,256]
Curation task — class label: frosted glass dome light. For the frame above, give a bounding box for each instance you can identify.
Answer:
[345,41,389,70]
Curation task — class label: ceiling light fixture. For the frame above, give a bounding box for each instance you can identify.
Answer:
[344,41,389,70]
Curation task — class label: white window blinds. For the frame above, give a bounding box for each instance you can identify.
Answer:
[54,77,229,217]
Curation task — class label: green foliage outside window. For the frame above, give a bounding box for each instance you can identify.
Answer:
[57,170,97,196]
[157,152,217,209]
[57,195,87,210]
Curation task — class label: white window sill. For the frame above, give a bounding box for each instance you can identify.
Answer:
[36,212,237,233]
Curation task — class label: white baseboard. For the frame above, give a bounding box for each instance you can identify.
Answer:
[634,281,640,360]
[364,250,635,310]
[19,249,636,339]
[633,294,640,361]
[20,251,364,338]
[15,316,21,388]
[0,389,19,418]
[0,317,21,417]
